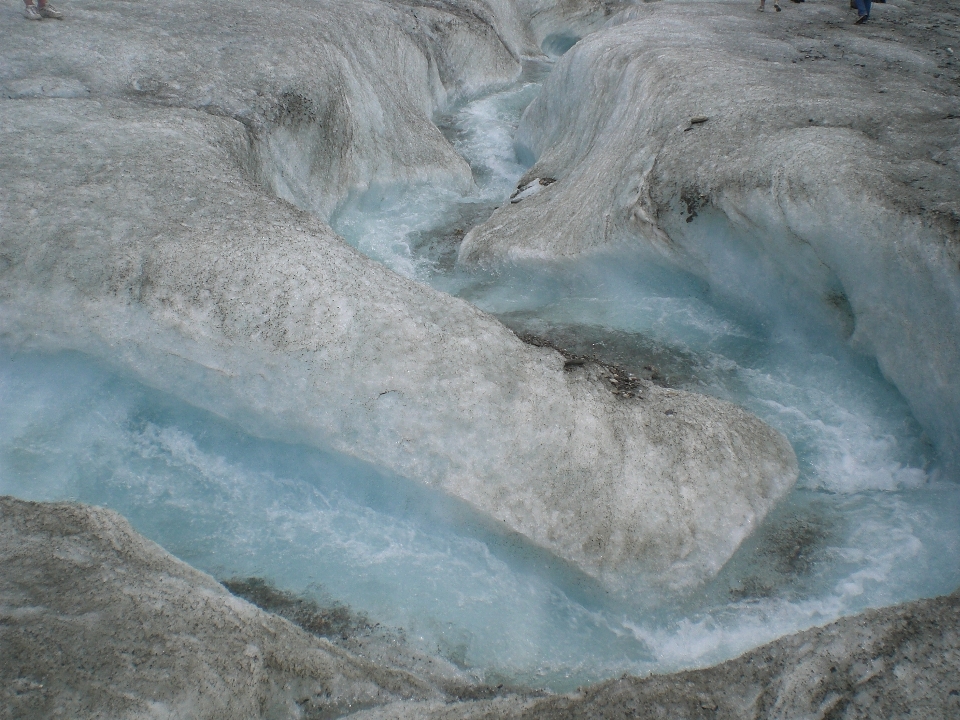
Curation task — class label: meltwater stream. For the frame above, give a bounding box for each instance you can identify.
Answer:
[3,62,960,691]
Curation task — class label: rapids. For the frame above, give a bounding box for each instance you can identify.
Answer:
[2,60,957,691]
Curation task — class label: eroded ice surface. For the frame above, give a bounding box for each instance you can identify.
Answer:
[2,69,958,691]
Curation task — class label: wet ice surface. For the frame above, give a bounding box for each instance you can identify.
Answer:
[3,64,960,691]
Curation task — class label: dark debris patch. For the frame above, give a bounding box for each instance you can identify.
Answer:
[680,187,709,223]
[502,315,705,390]
[222,576,371,639]
[517,332,648,398]
[222,577,540,704]
[727,508,838,602]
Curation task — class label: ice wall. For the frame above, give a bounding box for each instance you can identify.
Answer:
[1,0,522,218]
[460,2,960,468]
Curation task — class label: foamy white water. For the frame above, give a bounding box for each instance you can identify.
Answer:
[331,63,548,278]
[2,63,958,691]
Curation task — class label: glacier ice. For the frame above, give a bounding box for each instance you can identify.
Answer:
[2,0,960,695]
[460,1,960,472]
[0,0,797,588]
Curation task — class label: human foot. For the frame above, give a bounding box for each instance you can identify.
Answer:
[38,3,63,18]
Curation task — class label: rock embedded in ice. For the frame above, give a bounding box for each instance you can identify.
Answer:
[0,0,796,587]
[510,177,556,202]
[460,1,960,469]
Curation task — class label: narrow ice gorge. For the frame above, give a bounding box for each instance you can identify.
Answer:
[2,0,960,713]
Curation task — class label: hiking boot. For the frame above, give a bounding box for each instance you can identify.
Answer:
[38,4,63,18]
[23,4,42,19]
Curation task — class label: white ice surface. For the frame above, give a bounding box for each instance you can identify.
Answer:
[53,68,943,689]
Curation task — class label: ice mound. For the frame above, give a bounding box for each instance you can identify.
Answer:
[0,0,797,587]
[460,1,960,469]
[0,0,612,221]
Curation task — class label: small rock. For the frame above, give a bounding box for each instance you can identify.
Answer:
[690,115,709,124]
[510,178,552,204]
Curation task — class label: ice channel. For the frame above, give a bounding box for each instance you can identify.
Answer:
[2,62,959,691]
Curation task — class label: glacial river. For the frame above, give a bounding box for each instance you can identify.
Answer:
[2,60,958,690]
